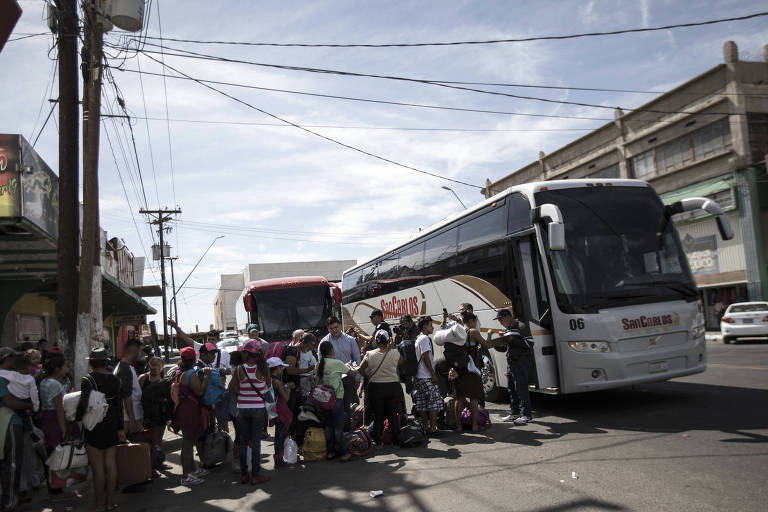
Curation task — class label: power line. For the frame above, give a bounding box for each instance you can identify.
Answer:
[112,65,613,122]
[113,116,600,133]
[124,43,757,118]
[7,32,49,43]
[134,11,768,48]
[141,53,484,189]
[155,0,177,209]
[135,54,162,207]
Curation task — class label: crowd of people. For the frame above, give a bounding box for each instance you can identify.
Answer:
[0,303,535,511]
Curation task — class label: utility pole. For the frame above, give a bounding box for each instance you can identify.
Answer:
[54,0,80,374]
[168,256,178,351]
[75,0,106,384]
[140,208,181,362]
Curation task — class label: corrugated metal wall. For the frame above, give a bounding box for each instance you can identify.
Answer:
[675,210,745,276]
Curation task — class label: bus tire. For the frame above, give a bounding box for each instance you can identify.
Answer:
[481,357,506,403]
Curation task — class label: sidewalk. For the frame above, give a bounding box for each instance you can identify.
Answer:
[706,331,723,343]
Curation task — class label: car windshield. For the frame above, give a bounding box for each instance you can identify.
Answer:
[729,304,768,313]
[217,339,238,347]
[536,186,697,313]
[252,286,330,340]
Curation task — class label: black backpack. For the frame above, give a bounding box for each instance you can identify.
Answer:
[443,342,469,370]
[397,340,419,377]
[399,423,427,448]
[141,378,174,424]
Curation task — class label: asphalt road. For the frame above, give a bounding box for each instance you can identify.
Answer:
[37,338,768,512]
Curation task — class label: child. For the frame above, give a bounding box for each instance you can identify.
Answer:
[267,357,294,469]
[297,333,318,398]
[0,354,40,430]
[25,349,42,378]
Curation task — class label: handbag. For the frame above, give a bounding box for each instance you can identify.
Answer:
[243,368,278,421]
[46,440,89,471]
[309,384,337,410]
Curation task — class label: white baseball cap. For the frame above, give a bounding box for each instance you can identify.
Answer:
[267,356,289,368]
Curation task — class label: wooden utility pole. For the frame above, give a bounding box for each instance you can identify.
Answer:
[55,0,80,372]
[140,208,181,362]
[76,0,105,383]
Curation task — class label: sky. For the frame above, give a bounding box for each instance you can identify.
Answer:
[1,0,767,332]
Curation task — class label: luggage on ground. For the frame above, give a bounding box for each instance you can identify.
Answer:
[203,430,233,467]
[301,427,327,462]
[443,397,458,429]
[461,407,491,428]
[399,423,427,448]
[115,443,153,486]
[345,428,373,457]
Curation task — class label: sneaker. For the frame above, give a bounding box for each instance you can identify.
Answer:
[191,468,210,478]
[513,416,530,426]
[181,475,204,486]
[501,414,521,422]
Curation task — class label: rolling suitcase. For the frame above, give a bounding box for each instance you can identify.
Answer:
[115,443,153,486]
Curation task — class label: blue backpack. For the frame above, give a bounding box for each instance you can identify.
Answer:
[200,369,226,406]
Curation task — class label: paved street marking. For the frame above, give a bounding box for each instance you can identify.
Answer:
[708,363,768,371]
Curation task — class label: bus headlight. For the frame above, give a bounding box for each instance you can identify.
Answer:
[690,324,706,341]
[568,341,611,353]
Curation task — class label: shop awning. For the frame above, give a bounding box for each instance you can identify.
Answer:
[131,285,163,297]
[102,272,157,317]
[659,174,735,205]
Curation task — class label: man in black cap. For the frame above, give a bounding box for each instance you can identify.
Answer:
[354,309,391,353]
[492,309,534,425]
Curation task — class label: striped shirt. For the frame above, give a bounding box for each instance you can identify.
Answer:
[236,364,268,409]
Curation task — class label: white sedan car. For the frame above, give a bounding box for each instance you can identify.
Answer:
[720,301,768,344]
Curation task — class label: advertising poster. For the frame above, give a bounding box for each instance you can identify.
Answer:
[0,134,21,218]
[682,233,719,275]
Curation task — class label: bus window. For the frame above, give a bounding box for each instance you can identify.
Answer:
[397,242,424,278]
[363,264,377,283]
[341,268,363,302]
[378,255,398,280]
[458,206,507,254]
[424,229,457,276]
[508,193,532,233]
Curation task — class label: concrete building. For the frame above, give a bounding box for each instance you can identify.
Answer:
[213,259,356,331]
[482,42,768,329]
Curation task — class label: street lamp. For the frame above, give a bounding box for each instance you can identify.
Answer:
[442,185,467,209]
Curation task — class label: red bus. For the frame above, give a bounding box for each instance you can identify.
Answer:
[238,276,342,343]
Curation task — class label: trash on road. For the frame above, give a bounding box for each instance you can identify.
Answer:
[571,472,578,479]
[370,490,384,498]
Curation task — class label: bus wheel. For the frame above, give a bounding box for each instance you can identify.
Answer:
[482,359,505,403]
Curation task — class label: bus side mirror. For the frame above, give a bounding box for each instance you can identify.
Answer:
[534,203,566,251]
[548,223,566,251]
[678,197,734,241]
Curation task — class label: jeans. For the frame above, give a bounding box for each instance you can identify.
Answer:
[1,424,23,509]
[180,428,197,477]
[507,364,531,417]
[236,408,266,477]
[324,400,347,456]
[368,382,402,445]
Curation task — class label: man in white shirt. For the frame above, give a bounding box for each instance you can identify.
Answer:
[167,320,230,373]
[412,316,443,435]
[442,303,481,330]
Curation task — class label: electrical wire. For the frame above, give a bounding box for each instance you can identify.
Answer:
[135,54,163,207]
[141,52,485,189]
[112,65,613,122]
[134,11,768,48]
[124,42,757,118]
[155,0,177,209]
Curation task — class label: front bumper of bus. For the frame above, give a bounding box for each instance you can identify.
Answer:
[560,335,706,393]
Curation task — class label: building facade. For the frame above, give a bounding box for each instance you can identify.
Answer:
[483,42,768,329]
[214,259,356,332]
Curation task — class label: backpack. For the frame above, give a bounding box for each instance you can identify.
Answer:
[141,378,174,425]
[443,342,469,370]
[301,427,326,462]
[345,428,373,457]
[266,342,286,360]
[202,369,226,406]
[399,423,427,448]
[202,431,232,468]
[460,407,491,428]
[397,340,419,378]
[63,375,109,431]
[309,384,337,410]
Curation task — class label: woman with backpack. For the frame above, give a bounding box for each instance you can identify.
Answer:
[171,347,212,486]
[76,348,126,512]
[317,342,357,462]
[228,340,271,485]
[358,330,403,447]
[139,357,171,466]
[453,313,495,433]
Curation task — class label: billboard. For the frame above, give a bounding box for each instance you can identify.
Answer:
[682,233,720,276]
[0,133,21,218]
[0,135,59,239]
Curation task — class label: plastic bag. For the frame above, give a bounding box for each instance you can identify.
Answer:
[283,437,298,464]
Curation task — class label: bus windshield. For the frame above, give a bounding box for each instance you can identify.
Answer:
[251,286,330,340]
[535,186,697,313]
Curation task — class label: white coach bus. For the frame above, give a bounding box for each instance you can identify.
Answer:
[341,180,734,397]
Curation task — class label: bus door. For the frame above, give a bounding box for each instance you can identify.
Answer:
[512,235,559,393]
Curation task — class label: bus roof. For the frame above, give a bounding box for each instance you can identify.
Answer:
[344,179,651,275]
[247,276,329,292]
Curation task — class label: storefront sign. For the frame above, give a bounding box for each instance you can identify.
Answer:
[0,134,21,218]
[683,234,719,275]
